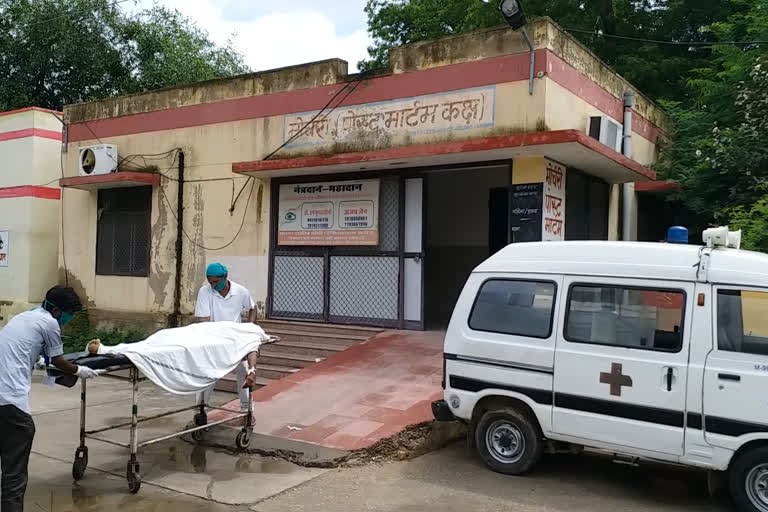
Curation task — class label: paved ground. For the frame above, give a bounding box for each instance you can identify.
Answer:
[24,374,327,509]
[214,330,444,451]
[21,377,731,512]
[253,444,730,512]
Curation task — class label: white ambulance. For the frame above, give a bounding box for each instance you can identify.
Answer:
[433,227,768,512]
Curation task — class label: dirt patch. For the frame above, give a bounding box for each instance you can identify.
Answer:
[203,420,466,469]
[343,420,466,466]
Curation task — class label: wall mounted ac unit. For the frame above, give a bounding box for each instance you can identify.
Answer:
[79,144,118,177]
[587,116,623,153]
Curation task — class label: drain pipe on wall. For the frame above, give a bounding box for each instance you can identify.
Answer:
[172,151,185,327]
[521,27,535,95]
[621,92,636,241]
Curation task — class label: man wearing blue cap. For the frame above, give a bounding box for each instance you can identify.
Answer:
[194,262,257,417]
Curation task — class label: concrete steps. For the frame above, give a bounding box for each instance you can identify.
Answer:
[214,320,381,394]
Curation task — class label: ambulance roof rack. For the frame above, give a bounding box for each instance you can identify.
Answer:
[696,226,742,283]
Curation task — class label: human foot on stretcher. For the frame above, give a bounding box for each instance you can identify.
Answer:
[87,338,103,354]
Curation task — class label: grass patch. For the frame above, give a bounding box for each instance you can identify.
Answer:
[61,310,146,354]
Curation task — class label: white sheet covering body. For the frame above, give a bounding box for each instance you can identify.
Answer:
[97,322,268,395]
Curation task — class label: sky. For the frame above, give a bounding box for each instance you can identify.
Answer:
[126,0,373,73]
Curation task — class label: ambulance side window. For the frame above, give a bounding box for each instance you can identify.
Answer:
[468,279,556,338]
[565,284,685,352]
[717,289,768,356]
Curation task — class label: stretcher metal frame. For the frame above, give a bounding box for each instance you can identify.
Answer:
[69,337,279,494]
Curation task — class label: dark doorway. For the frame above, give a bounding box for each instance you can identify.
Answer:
[489,187,510,256]
[424,166,510,329]
[565,170,609,240]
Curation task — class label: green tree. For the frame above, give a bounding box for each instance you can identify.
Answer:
[657,0,768,234]
[118,6,247,94]
[0,0,248,111]
[360,0,732,101]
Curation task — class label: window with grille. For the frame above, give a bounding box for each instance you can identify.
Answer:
[96,187,152,277]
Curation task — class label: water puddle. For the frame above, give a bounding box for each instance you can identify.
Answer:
[137,442,298,478]
[26,484,228,512]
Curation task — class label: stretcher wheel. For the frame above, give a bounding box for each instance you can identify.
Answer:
[72,459,87,481]
[236,430,251,450]
[72,447,88,481]
[126,462,141,494]
[191,428,206,442]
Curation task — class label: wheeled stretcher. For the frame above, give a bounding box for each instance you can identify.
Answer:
[47,336,278,494]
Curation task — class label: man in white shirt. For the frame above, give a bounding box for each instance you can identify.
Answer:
[0,286,101,512]
[194,263,259,417]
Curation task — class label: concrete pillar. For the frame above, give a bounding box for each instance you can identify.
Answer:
[608,184,621,241]
[621,182,638,241]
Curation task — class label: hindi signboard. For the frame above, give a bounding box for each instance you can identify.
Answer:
[283,86,495,150]
[542,159,567,241]
[278,180,380,246]
[510,183,543,243]
[0,231,8,267]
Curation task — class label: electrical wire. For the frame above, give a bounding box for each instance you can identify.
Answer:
[564,27,768,46]
[263,77,365,161]
[3,0,133,32]
[158,175,257,252]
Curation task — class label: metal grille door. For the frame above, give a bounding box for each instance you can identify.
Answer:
[269,176,404,328]
[271,256,325,320]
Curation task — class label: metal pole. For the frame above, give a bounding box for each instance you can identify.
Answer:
[129,367,139,458]
[172,151,185,327]
[622,91,635,241]
[79,378,87,446]
[521,27,535,95]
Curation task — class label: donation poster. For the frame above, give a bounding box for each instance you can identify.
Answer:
[278,180,380,246]
[0,231,8,267]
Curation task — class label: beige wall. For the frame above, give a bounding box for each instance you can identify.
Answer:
[544,79,657,166]
[513,157,547,184]
[0,109,62,322]
[61,119,273,316]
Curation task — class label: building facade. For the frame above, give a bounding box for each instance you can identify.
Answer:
[59,18,669,331]
[0,108,63,326]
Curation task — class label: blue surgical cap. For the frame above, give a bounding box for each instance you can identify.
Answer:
[206,262,228,277]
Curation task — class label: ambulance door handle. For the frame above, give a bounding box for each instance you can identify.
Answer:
[718,373,741,382]
[666,367,674,391]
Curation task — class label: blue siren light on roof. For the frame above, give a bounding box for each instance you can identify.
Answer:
[667,226,689,244]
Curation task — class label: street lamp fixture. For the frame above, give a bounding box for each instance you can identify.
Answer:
[488,0,534,95]
[498,0,527,31]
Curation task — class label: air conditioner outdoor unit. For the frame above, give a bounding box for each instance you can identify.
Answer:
[79,144,118,177]
[587,116,623,153]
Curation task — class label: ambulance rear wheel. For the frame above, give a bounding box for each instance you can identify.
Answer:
[474,407,543,475]
[729,446,768,512]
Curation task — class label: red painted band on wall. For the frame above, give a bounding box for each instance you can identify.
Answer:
[543,51,660,143]
[67,49,663,145]
[0,186,61,200]
[0,128,62,142]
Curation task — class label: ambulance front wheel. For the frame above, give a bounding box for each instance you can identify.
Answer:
[729,446,768,512]
[474,407,543,476]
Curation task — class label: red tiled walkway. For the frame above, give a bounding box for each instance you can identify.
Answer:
[224,330,444,451]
